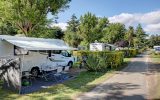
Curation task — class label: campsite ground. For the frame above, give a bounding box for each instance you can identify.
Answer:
[1,52,160,100]
[76,52,160,100]
[147,53,160,99]
[0,58,131,100]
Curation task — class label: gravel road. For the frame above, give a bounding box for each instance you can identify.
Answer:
[77,53,150,100]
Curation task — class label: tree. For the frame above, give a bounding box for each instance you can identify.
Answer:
[102,23,126,44]
[125,26,134,48]
[115,40,128,48]
[0,0,71,36]
[93,17,109,41]
[0,22,17,35]
[79,12,98,46]
[78,12,109,48]
[148,34,160,47]
[64,14,81,47]
[134,24,147,48]
[39,27,64,39]
[66,14,79,32]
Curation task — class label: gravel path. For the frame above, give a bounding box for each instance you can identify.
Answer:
[76,53,150,100]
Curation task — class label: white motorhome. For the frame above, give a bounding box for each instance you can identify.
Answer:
[90,43,117,51]
[153,46,160,53]
[0,35,75,76]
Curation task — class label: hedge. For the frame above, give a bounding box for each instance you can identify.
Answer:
[73,51,124,72]
[120,49,138,57]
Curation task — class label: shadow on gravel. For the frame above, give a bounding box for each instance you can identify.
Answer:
[80,82,145,100]
[105,92,145,100]
[121,54,160,74]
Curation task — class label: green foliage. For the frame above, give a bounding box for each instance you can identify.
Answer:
[102,23,126,44]
[79,12,98,45]
[0,22,17,35]
[0,0,71,36]
[134,24,147,48]
[125,26,135,48]
[64,14,82,47]
[38,27,64,39]
[66,14,79,32]
[148,34,160,48]
[75,51,124,72]
[120,49,138,57]
[78,12,109,48]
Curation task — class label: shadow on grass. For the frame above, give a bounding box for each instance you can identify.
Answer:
[0,59,131,100]
[0,81,21,100]
[150,55,160,58]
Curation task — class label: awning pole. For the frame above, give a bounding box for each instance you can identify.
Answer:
[19,54,24,94]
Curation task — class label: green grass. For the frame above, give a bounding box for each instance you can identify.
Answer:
[149,53,160,99]
[0,58,131,100]
[154,73,160,99]
[124,58,132,64]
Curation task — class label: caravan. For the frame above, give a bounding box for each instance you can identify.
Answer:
[90,43,117,51]
[154,46,160,54]
[0,35,75,77]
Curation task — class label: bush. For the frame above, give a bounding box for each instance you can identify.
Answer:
[120,49,138,57]
[74,51,124,72]
[138,48,146,54]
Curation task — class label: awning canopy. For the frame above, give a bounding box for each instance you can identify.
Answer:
[0,35,76,50]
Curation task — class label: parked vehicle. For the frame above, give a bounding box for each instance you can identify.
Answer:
[90,43,117,51]
[154,46,160,54]
[0,35,75,77]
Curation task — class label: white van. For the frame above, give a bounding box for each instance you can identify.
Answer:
[0,35,75,77]
[22,50,75,76]
[153,46,160,54]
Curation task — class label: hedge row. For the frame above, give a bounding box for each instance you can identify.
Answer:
[120,49,138,57]
[73,51,124,72]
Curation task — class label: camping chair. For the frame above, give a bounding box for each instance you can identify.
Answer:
[40,65,57,81]
[40,58,57,81]
[54,66,63,82]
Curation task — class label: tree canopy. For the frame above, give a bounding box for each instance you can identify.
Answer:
[78,12,109,48]
[125,26,135,48]
[0,0,71,36]
[102,23,126,44]
[64,14,81,48]
[134,24,147,48]
[64,12,150,49]
[148,34,160,47]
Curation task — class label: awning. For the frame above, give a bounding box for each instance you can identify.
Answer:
[0,35,76,50]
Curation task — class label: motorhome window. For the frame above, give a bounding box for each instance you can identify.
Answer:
[61,51,71,57]
[39,50,48,55]
[14,45,29,55]
[52,50,62,54]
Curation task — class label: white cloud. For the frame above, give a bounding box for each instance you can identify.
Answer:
[140,11,160,24]
[52,11,160,33]
[51,23,68,31]
[109,13,136,26]
[109,10,160,33]
[144,23,160,32]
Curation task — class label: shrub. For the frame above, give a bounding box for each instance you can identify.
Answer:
[138,48,146,54]
[74,51,124,72]
[120,49,138,57]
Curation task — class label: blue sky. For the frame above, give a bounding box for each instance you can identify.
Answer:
[48,0,160,34]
